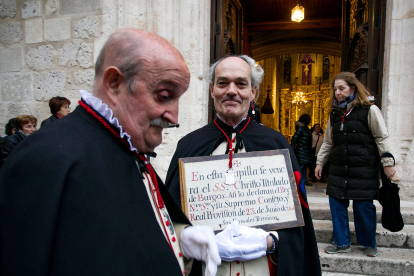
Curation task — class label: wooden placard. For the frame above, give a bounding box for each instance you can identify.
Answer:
[179,149,304,232]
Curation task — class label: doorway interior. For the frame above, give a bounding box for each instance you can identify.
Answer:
[210,0,386,141]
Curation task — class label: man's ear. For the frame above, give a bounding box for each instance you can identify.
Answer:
[210,83,214,98]
[251,86,257,101]
[102,66,125,105]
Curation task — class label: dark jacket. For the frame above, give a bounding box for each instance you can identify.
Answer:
[291,122,312,164]
[41,114,59,128]
[0,131,26,168]
[327,105,380,200]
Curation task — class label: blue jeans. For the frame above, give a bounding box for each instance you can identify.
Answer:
[298,164,308,194]
[299,164,308,184]
[329,196,377,249]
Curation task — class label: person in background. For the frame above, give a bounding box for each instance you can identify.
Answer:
[1,115,37,168]
[315,72,395,257]
[291,113,313,186]
[4,118,16,137]
[309,123,325,183]
[41,96,71,128]
[0,118,17,166]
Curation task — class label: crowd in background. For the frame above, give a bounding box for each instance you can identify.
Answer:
[0,96,71,169]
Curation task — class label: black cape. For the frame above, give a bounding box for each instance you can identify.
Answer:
[0,104,190,276]
[166,118,321,276]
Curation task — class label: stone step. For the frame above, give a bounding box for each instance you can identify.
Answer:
[322,272,370,276]
[318,242,414,276]
[308,202,414,225]
[313,220,414,249]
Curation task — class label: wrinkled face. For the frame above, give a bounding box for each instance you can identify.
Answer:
[210,57,256,125]
[314,125,321,133]
[114,51,190,153]
[58,104,71,117]
[334,79,355,102]
[20,122,37,136]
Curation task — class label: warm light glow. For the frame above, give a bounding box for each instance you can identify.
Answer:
[255,63,259,68]
[292,92,307,104]
[291,4,305,22]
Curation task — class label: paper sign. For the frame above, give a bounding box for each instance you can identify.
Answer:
[179,149,304,231]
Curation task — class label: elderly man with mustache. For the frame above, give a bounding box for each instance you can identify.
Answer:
[166,56,321,276]
[0,29,221,276]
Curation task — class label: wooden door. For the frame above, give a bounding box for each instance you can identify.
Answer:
[341,0,386,107]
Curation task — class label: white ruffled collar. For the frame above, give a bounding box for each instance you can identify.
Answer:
[79,90,139,154]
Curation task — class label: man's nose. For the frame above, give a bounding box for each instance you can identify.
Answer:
[226,82,237,95]
[162,101,179,124]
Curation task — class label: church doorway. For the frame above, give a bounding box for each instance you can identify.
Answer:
[210,0,386,141]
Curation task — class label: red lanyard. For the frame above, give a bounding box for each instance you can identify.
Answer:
[340,106,354,123]
[79,100,164,208]
[213,117,250,168]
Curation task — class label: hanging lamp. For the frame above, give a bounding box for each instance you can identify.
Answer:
[261,85,274,114]
[291,4,305,23]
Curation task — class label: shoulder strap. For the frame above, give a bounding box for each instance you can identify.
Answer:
[314,134,320,147]
[330,110,334,128]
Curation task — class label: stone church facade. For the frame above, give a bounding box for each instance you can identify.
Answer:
[0,0,413,201]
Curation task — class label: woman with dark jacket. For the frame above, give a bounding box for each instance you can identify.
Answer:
[291,113,312,186]
[1,115,37,168]
[41,96,71,128]
[315,72,395,258]
[4,118,16,137]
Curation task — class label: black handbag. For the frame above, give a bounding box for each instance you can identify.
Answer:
[378,153,404,232]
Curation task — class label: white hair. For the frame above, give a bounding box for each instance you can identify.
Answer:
[208,55,264,96]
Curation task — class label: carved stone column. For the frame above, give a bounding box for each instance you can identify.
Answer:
[314,94,321,125]
[280,88,290,138]
[100,0,212,179]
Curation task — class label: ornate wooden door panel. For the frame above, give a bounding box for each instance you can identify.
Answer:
[341,0,386,107]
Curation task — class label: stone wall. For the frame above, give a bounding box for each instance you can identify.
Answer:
[382,0,414,201]
[0,0,211,181]
[0,0,102,135]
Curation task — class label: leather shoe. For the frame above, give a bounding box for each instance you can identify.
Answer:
[304,181,312,186]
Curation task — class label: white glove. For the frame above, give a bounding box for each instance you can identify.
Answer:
[180,225,221,276]
[215,221,268,262]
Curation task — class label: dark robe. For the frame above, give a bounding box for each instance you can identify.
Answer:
[166,118,321,276]
[0,104,190,276]
[40,114,59,128]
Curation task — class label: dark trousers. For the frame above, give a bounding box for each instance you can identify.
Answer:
[309,156,326,180]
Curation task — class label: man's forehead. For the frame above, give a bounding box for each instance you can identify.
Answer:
[215,57,251,79]
[216,76,249,82]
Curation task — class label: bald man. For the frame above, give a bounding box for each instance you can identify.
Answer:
[0,29,220,276]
